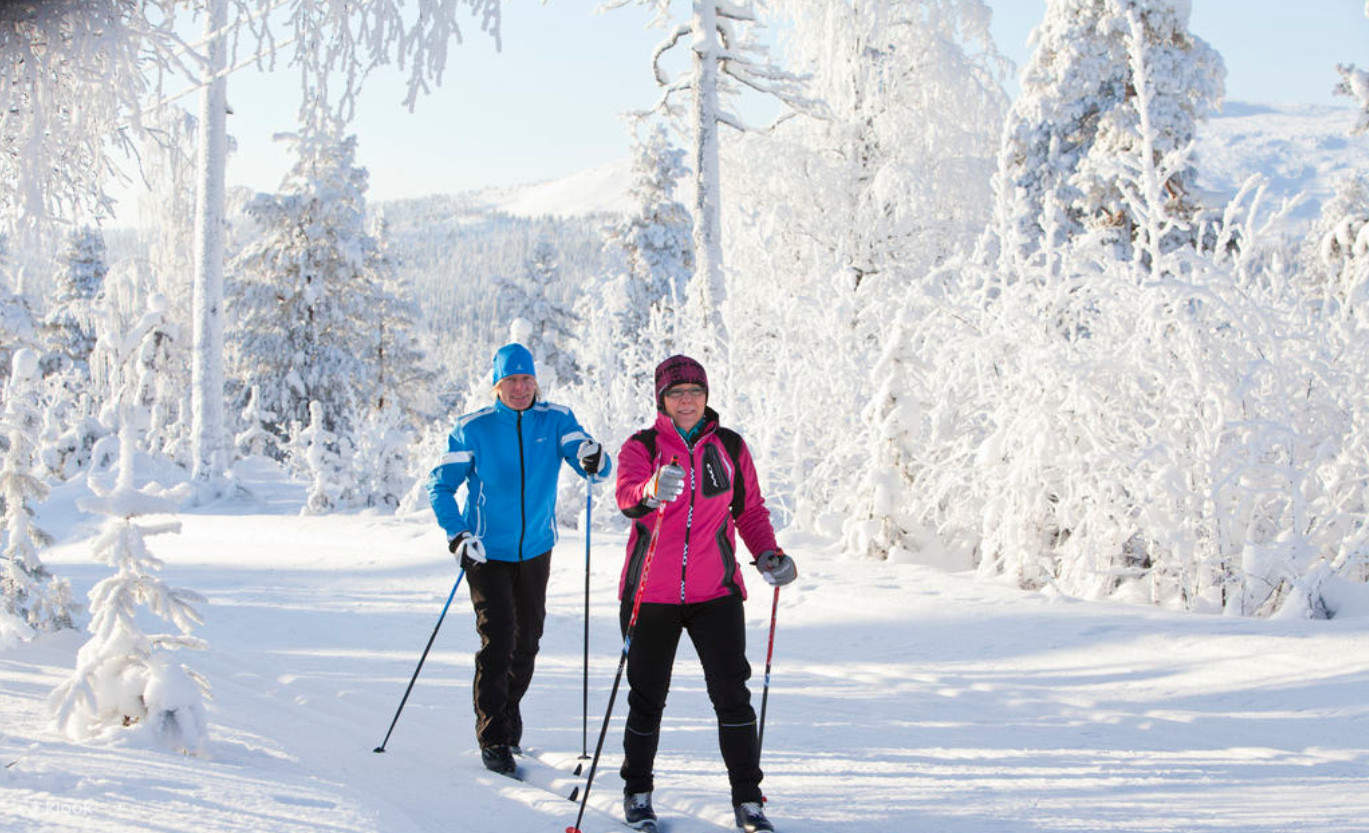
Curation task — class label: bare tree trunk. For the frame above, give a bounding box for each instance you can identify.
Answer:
[191,0,228,483]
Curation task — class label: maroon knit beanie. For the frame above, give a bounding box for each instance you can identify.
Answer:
[654,354,708,411]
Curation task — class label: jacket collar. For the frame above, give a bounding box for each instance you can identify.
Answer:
[654,407,720,451]
[493,395,537,419]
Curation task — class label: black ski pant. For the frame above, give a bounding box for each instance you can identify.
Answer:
[463,551,551,749]
[619,593,763,806]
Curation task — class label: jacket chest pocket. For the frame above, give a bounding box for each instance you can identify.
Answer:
[698,444,732,498]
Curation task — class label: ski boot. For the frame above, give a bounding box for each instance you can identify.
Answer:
[624,791,659,832]
[480,745,516,776]
[734,801,774,833]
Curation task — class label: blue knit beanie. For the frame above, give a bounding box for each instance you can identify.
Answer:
[492,343,536,385]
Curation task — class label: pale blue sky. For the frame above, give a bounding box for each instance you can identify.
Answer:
[120,1,1369,221]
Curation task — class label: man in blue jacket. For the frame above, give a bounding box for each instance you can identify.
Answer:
[427,342,613,774]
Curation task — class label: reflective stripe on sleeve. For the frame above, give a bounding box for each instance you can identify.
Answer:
[439,451,472,466]
[561,431,588,446]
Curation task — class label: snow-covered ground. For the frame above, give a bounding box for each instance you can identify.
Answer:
[4,460,1368,833]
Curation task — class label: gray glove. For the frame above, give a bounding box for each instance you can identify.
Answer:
[643,463,686,506]
[754,550,796,586]
[577,440,604,476]
[449,531,486,564]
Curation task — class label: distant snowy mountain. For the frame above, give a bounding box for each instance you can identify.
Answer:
[466,157,636,218]
[427,100,1369,227]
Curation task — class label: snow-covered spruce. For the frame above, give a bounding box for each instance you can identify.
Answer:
[289,400,353,515]
[497,242,580,389]
[49,417,207,752]
[1,348,74,646]
[234,385,279,459]
[984,0,1223,266]
[50,293,209,751]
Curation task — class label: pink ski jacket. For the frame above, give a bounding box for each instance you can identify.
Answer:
[615,408,779,605]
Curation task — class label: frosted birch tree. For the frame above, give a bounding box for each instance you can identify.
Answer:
[610,0,812,371]
[720,0,1006,540]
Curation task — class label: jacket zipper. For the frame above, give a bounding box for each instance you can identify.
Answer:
[516,409,526,561]
[679,451,696,603]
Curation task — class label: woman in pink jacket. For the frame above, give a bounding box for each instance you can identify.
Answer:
[614,355,797,833]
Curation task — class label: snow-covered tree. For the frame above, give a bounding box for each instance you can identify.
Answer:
[234,386,279,458]
[601,122,694,331]
[721,0,1007,537]
[289,400,352,515]
[49,475,207,751]
[1,348,75,645]
[1306,174,1369,324]
[41,226,106,381]
[49,328,208,750]
[573,121,693,492]
[0,2,181,244]
[984,0,1224,265]
[1334,5,1369,134]
[368,216,437,426]
[351,404,414,511]
[496,240,580,388]
[615,0,813,370]
[0,279,39,396]
[230,116,389,438]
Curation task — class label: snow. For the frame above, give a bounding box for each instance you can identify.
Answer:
[4,463,1369,832]
[473,158,639,219]
[1195,100,1369,222]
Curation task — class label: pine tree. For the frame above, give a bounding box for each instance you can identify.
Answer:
[42,225,106,380]
[368,214,437,426]
[49,333,208,751]
[600,123,693,338]
[229,113,388,438]
[290,400,352,515]
[986,0,1224,265]
[234,385,279,458]
[0,348,75,643]
[496,240,580,388]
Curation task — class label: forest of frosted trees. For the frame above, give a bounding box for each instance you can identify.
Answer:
[4,3,1369,742]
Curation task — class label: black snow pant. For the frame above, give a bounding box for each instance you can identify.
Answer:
[463,551,551,749]
[619,593,763,806]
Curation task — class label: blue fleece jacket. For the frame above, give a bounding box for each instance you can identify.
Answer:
[426,398,612,562]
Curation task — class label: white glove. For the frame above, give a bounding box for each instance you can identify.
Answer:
[449,531,487,564]
[643,463,686,507]
[577,440,604,476]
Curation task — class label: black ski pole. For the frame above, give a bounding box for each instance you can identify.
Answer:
[373,569,466,753]
[578,484,592,771]
[567,460,674,833]
[756,585,780,757]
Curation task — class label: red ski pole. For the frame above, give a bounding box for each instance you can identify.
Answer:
[567,458,676,833]
[757,585,780,757]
